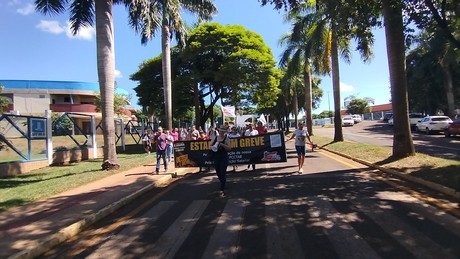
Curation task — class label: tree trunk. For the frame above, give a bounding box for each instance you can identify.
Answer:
[441,62,455,118]
[95,0,119,170]
[331,25,344,142]
[161,23,172,130]
[293,86,298,127]
[304,65,313,135]
[382,0,415,158]
[193,82,201,126]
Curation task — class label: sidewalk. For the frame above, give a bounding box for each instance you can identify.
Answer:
[0,162,200,259]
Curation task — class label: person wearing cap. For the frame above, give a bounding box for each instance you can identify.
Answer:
[210,125,231,196]
[286,122,314,174]
[244,123,258,171]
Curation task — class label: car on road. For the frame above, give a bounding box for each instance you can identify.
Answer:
[444,118,460,137]
[342,116,355,126]
[382,113,393,122]
[409,113,424,128]
[351,114,362,123]
[415,115,453,134]
[388,113,424,128]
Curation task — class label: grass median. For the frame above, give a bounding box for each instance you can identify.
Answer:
[0,153,153,212]
[310,135,460,192]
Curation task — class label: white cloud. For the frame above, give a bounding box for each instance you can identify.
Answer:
[114,70,122,78]
[17,3,35,15]
[340,82,355,92]
[65,22,95,40]
[36,20,95,41]
[37,20,66,34]
[7,0,21,6]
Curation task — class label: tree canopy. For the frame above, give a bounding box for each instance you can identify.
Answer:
[132,22,281,128]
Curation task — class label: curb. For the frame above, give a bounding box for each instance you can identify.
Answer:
[8,168,198,259]
[319,147,460,200]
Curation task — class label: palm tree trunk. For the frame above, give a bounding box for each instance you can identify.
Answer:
[95,0,119,170]
[304,65,313,135]
[382,0,415,158]
[331,25,344,142]
[161,23,173,130]
[293,86,298,127]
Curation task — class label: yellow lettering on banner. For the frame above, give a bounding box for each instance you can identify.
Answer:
[239,136,265,147]
[231,139,238,148]
[190,141,210,150]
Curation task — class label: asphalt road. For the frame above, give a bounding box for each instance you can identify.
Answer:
[42,140,460,258]
[313,120,460,160]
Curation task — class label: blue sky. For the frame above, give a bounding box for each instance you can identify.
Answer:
[0,0,391,114]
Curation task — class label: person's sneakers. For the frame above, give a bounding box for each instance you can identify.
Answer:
[155,169,160,174]
[220,191,226,197]
[299,168,304,174]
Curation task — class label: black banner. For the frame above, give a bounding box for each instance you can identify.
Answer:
[173,131,287,168]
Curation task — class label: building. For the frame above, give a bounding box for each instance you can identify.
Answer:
[0,79,135,132]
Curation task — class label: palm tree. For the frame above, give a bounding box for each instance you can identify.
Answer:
[127,0,216,130]
[279,8,330,136]
[35,0,121,170]
[382,0,415,157]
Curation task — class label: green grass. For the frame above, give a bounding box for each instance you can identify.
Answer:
[310,135,460,191]
[0,152,151,212]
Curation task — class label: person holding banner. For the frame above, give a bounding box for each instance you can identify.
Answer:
[244,124,259,171]
[227,126,241,172]
[286,122,314,174]
[210,126,232,196]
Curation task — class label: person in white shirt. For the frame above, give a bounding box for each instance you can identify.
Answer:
[227,126,241,172]
[244,124,258,171]
[286,122,314,174]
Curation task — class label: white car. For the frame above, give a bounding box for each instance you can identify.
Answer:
[342,116,355,126]
[388,113,423,128]
[415,116,453,134]
[351,114,362,123]
[388,115,394,126]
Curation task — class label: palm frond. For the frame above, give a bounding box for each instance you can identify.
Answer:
[69,0,94,34]
[35,0,68,15]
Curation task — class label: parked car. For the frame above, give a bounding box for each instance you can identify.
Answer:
[342,116,355,126]
[409,113,424,128]
[382,113,393,122]
[351,114,362,123]
[445,118,460,137]
[388,113,423,128]
[388,115,394,126]
[415,116,453,134]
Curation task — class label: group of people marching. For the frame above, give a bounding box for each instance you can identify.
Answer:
[142,121,314,196]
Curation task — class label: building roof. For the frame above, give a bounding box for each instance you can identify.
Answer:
[0,80,100,92]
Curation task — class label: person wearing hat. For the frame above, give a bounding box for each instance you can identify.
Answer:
[210,125,232,196]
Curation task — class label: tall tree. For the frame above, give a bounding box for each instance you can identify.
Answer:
[35,0,120,169]
[382,0,415,157]
[127,0,217,130]
[179,23,281,129]
[279,6,330,135]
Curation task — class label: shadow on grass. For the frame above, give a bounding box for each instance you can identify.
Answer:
[409,165,460,191]
[0,198,27,213]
